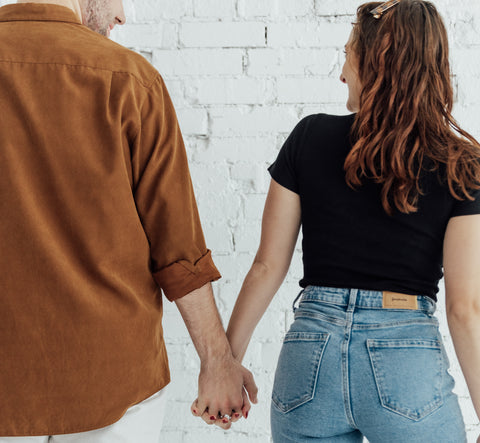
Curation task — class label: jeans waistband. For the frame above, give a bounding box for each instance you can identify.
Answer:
[295,285,436,314]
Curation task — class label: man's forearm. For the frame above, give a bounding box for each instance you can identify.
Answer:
[174,282,232,363]
[174,282,258,423]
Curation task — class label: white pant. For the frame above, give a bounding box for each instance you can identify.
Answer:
[0,388,167,443]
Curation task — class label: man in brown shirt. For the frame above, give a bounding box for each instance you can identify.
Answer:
[0,0,257,439]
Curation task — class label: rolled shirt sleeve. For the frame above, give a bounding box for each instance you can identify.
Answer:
[131,74,220,301]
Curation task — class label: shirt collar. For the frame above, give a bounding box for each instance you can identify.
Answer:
[0,3,82,25]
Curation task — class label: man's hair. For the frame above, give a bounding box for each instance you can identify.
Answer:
[345,0,480,214]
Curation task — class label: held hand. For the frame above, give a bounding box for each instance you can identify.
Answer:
[191,392,255,430]
[191,357,258,429]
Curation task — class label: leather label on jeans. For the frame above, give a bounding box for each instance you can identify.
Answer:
[382,291,418,310]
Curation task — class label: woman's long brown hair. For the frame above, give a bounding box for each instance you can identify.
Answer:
[345,0,480,214]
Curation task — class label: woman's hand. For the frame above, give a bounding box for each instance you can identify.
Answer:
[190,360,258,429]
[191,386,252,429]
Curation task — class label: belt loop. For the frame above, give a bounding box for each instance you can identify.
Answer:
[424,296,437,315]
[347,288,359,312]
[292,289,305,313]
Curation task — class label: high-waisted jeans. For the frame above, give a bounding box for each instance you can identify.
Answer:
[270,286,467,443]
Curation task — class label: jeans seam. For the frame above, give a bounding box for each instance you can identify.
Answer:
[352,319,439,330]
[294,309,437,330]
[342,289,358,429]
[294,310,345,326]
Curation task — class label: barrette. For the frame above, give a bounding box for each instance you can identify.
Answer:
[370,0,401,19]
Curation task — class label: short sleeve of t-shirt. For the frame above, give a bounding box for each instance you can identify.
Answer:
[451,187,480,217]
[268,116,311,194]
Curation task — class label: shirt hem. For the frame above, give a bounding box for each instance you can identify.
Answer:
[0,379,170,437]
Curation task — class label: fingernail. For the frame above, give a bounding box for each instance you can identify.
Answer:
[193,409,198,414]
[222,418,229,423]
[234,413,240,418]
[245,411,249,419]
[210,415,216,420]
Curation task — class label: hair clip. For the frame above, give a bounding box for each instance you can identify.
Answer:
[370,0,401,19]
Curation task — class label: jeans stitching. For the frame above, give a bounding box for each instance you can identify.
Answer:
[299,298,434,314]
[294,310,344,326]
[353,319,438,330]
[272,334,330,414]
[342,288,358,428]
[366,340,444,421]
[367,339,441,348]
[294,310,438,330]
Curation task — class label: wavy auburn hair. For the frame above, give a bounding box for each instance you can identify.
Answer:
[345,0,480,214]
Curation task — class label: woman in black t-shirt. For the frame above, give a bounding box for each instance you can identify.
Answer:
[221,1,480,442]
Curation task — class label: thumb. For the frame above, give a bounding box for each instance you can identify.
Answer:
[243,369,259,404]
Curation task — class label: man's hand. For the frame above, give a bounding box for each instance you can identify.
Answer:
[174,282,258,429]
[191,357,258,429]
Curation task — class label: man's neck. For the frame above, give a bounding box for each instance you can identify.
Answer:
[16,0,83,22]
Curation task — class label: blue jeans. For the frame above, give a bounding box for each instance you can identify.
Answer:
[270,286,467,443]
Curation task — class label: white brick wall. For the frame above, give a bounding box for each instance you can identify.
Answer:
[1,0,479,441]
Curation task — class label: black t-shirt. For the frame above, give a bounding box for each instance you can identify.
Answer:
[269,113,480,301]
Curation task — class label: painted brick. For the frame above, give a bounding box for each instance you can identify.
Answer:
[111,23,177,48]
[213,253,255,283]
[193,0,236,18]
[190,163,230,193]
[277,77,348,103]
[196,192,243,223]
[277,0,314,16]
[180,22,266,47]
[134,0,192,21]
[176,107,208,135]
[209,106,299,135]
[451,48,480,77]
[248,48,339,76]
[162,78,187,108]
[191,136,278,163]
[238,0,314,17]
[186,77,275,104]
[268,21,351,48]
[230,161,270,193]
[314,0,357,16]
[203,223,234,253]
[232,220,261,252]
[153,49,244,76]
[244,193,267,220]
[237,0,276,18]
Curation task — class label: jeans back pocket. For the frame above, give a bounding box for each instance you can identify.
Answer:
[272,332,330,413]
[367,338,444,421]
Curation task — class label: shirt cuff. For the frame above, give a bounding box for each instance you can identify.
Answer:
[152,250,221,302]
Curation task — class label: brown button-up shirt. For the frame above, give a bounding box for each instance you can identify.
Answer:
[0,3,220,436]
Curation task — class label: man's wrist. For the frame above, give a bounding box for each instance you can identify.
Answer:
[200,339,234,367]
